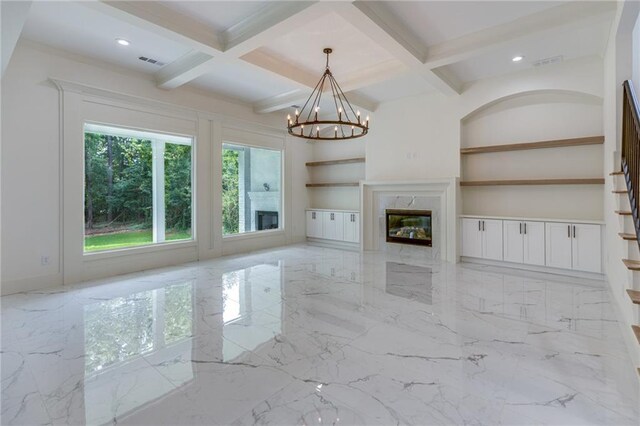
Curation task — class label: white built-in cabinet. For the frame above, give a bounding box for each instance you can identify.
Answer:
[545,222,601,273]
[343,213,360,243]
[305,211,323,238]
[462,216,602,274]
[461,218,503,260]
[306,210,359,243]
[503,220,545,266]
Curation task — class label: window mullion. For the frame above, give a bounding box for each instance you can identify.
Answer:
[152,140,166,243]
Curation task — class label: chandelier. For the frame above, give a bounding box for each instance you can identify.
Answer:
[287,48,369,141]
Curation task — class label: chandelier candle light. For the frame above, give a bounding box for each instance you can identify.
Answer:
[287,48,369,141]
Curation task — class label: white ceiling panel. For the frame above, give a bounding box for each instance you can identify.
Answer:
[443,15,613,84]
[158,1,272,33]
[382,1,565,47]
[353,71,434,103]
[256,11,400,79]
[189,61,301,103]
[21,2,191,75]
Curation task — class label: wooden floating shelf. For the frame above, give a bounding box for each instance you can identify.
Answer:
[619,232,637,241]
[460,136,604,155]
[306,157,365,167]
[613,190,628,194]
[460,178,605,187]
[623,259,640,271]
[610,171,624,176]
[616,210,633,216]
[627,289,640,305]
[306,182,359,188]
[633,325,640,344]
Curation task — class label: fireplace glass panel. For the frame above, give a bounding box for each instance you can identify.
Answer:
[386,209,432,247]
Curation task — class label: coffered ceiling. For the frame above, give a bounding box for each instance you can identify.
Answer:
[18,1,616,113]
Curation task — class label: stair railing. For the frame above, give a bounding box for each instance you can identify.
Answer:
[622,80,640,248]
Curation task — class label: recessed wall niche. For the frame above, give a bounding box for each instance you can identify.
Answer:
[460,90,604,221]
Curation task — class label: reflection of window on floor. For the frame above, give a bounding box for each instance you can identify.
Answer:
[83,123,193,252]
[84,281,193,375]
[221,264,282,356]
[222,143,282,235]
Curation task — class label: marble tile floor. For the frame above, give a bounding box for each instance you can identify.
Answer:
[1,244,638,425]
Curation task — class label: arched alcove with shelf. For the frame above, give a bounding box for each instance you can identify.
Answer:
[460,89,604,220]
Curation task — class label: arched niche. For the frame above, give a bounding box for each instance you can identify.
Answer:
[461,89,603,149]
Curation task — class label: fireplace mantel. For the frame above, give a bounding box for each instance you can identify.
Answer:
[359,179,459,262]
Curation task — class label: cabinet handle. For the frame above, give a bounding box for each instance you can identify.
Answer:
[568,225,571,238]
[524,223,527,235]
[312,212,316,219]
[482,221,485,231]
[331,213,334,220]
[519,223,522,234]
[479,220,481,231]
[573,225,576,238]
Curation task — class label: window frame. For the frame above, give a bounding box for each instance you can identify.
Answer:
[82,122,196,255]
[221,141,285,239]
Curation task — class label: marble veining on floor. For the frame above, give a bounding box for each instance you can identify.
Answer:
[1,244,639,425]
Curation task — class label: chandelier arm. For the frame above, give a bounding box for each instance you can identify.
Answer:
[329,77,346,138]
[299,72,326,119]
[315,73,326,120]
[329,74,352,123]
[305,77,323,122]
[331,73,359,118]
[328,76,347,137]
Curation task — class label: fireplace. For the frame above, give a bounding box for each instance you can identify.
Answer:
[385,209,432,247]
[256,210,278,230]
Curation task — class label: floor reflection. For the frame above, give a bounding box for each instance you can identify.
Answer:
[1,246,637,426]
[385,261,433,304]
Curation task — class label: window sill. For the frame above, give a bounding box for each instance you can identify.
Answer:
[83,239,197,262]
[222,229,285,242]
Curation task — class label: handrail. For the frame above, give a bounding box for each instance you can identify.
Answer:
[621,80,640,249]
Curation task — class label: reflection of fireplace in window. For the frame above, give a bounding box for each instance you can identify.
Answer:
[385,209,432,247]
[256,210,279,230]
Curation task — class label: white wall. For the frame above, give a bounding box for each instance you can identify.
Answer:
[0,41,311,294]
[364,57,604,182]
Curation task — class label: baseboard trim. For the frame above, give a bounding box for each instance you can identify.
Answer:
[460,257,605,280]
[306,238,360,251]
[1,273,63,295]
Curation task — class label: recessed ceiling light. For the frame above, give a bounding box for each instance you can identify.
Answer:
[116,38,130,46]
[512,55,524,62]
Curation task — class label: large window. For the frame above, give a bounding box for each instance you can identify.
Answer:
[222,143,282,235]
[84,124,193,252]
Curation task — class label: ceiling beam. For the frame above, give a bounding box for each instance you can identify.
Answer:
[223,2,323,56]
[147,1,327,90]
[157,51,216,89]
[423,1,617,69]
[332,1,461,96]
[253,88,378,115]
[1,1,32,78]
[84,1,223,56]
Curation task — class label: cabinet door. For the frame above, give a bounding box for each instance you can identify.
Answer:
[306,211,321,238]
[333,212,345,241]
[461,218,483,258]
[322,212,334,239]
[571,224,601,273]
[343,213,360,243]
[323,212,344,240]
[523,221,545,266]
[545,222,572,269]
[482,219,503,261]
[503,220,524,264]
